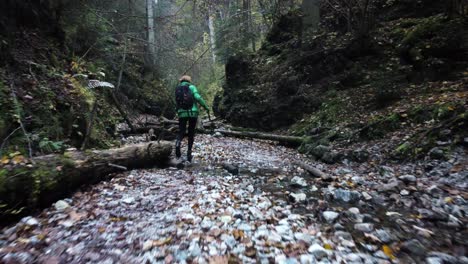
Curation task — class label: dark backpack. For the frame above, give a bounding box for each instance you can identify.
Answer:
[175,84,194,110]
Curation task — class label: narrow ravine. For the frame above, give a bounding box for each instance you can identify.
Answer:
[0,135,466,263]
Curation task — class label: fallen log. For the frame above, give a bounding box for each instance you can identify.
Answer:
[0,141,172,222]
[293,160,331,181]
[211,129,306,146]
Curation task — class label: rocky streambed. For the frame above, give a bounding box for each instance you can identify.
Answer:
[0,135,466,263]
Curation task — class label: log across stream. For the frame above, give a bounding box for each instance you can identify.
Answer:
[0,141,172,222]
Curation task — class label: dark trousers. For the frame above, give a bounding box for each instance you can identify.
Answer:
[176,117,198,153]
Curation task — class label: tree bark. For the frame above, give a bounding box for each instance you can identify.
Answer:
[208,6,217,64]
[293,160,330,180]
[0,141,172,221]
[146,0,156,67]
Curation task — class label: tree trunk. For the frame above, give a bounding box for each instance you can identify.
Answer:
[208,8,217,64]
[146,0,156,67]
[0,141,172,222]
[209,129,306,146]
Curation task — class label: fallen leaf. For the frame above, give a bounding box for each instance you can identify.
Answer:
[12,155,25,164]
[1,156,9,164]
[153,237,172,246]
[382,245,396,260]
[323,243,333,250]
[232,229,244,240]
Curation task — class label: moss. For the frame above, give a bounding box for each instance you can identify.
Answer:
[360,113,402,139]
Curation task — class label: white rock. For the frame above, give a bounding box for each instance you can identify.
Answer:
[308,244,328,259]
[121,197,135,204]
[24,217,39,226]
[291,176,308,187]
[142,240,154,251]
[220,215,232,223]
[54,200,70,211]
[354,223,374,232]
[348,207,360,215]
[362,192,372,201]
[323,211,339,223]
[289,193,307,203]
[300,254,315,264]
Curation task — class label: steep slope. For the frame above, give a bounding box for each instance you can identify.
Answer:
[214,1,467,160]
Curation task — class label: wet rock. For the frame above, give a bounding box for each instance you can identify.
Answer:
[54,200,70,211]
[291,176,308,187]
[334,231,353,241]
[429,148,445,160]
[418,208,447,221]
[308,244,328,259]
[348,207,360,215]
[323,211,339,223]
[379,166,395,178]
[333,189,361,203]
[289,192,307,203]
[401,239,427,256]
[223,163,239,175]
[379,179,403,193]
[399,174,417,184]
[334,223,345,230]
[354,223,374,232]
[362,192,372,201]
[447,214,462,228]
[348,149,370,162]
[426,257,443,264]
[2,253,34,264]
[400,189,410,196]
[374,229,395,243]
[427,185,443,196]
[311,145,330,159]
[37,256,62,264]
[122,197,135,204]
[427,252,458,263]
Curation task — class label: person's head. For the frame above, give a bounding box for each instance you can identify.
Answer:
[179,75,192,83]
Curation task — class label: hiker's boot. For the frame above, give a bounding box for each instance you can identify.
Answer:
[175,140,181,158]
[187,150,192,163]
[187,140,193,162]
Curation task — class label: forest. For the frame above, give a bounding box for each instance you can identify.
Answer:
[0,0,467,263]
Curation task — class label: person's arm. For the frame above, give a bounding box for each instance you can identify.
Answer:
[191,85,209,111]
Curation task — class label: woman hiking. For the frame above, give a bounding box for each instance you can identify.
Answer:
[174,75,210,162]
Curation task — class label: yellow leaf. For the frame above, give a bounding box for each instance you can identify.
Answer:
[152,237,172,246]
[323,243,333,250]
[1,156,10,164]
[12,155,25,164]
[447,106,455,111]
[444,197,453,203]
[382,245,396,260]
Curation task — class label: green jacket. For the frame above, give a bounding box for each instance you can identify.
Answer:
[177,81,209,118]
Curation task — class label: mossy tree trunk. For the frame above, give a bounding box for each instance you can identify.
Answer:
[0,141,172,222]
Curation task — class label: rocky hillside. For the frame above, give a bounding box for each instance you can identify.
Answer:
[214,0,467,161]
[0,1,171,156]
